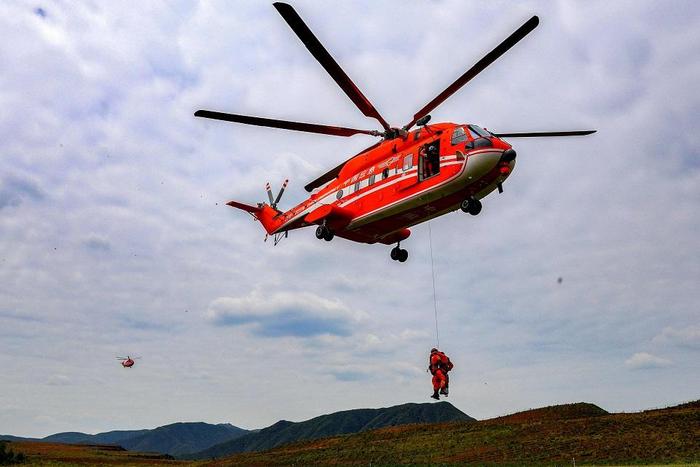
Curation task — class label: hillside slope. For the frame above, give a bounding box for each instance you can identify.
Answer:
[188,401,473,459]
[203,400,700,466]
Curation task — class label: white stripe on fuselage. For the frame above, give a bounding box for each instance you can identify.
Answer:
[272,150,499,234]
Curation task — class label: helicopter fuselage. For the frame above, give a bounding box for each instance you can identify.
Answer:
[258,122,514,245]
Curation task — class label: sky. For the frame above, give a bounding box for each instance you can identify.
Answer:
[1,0,699,438]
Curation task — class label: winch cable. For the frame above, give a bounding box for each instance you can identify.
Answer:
[428,222,440,348]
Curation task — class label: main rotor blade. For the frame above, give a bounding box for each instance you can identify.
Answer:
[273,2,391,132]
[195,110,380,138]
[493,130,597,137]
[405,15,540,131]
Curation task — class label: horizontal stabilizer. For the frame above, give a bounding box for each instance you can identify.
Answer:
[226,200,261,214]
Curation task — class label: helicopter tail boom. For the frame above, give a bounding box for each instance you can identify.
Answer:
[226,201,282,236]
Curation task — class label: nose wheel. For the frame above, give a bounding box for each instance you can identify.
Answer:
[460,197,482,215]
[315,225,334,241]
[390,245,408,262]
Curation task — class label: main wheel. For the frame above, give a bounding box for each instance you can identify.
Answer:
[468,199,482,216]
[460,199,471,213]
[315,225,327,240]
[323,229,334,241]
[398,249,409,262]
[390,247,400,260]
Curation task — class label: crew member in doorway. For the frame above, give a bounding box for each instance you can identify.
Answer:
[428,348,453,400]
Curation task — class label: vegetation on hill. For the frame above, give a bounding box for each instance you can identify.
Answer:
[0,441,26,465]
[187,401,472,459]
[201,400,700,466]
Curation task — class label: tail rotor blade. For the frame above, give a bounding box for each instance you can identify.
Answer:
[273,179,289,207]
[493,130,597,138]
[266,182,274,205]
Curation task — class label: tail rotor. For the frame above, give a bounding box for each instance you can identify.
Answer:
[266,179,289,210]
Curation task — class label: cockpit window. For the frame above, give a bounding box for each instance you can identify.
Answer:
[468,124,491,138]
[451,127,467,145]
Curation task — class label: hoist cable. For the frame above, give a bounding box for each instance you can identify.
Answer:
[428,222,440,348]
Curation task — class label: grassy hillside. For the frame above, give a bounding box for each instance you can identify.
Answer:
[188,401,472,459]
[4,441,180,466]
[201,401,700,466]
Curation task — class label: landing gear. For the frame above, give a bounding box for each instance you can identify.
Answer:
[460,197,482,216]
[315,225,334,241]
[390,245,408,263]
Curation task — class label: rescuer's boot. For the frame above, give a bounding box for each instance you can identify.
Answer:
[440,387,448,396]
[431,390,440,400]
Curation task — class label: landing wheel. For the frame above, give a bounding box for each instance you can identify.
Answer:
[390,247,408,262]
[398,249,408,262]
[460,197,482,216]
[323,229,334,241]
[390,246,400,261]
[315,225,328,240]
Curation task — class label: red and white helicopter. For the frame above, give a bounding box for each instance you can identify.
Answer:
[196,3,595,262]
[116,356,139,368]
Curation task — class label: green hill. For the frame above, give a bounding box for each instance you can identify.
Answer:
[187,401,473,459]
[205,400,700,466]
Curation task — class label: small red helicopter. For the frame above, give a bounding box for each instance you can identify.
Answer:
[116,356,140,368]
[196,3,595,262]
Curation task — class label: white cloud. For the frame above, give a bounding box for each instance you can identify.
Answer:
[625,352,672,370]
[206,290,366,337]
[652,326,700,348]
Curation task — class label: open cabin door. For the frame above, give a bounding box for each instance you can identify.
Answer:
[419,140,441,182]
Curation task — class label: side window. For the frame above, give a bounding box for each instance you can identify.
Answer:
[368,174,376,186]
[402,154,413,171]
[336,189,343,200]
[382,168,389,179]
[451,127,467,145]
[354,181,360,192]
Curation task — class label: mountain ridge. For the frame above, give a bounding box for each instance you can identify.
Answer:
[185,401,473,459]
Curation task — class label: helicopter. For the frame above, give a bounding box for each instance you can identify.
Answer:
[116,356,140,368]
[196,3,595,262]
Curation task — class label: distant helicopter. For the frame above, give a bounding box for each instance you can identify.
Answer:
[196,3,595,262]
[116,356,140,368]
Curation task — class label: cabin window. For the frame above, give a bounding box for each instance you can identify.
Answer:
[402,154,413,172]
[368,174,376,185]
[354,181,360,192]
[468,124,491,138]
[382,168,389,179]
[336,189,343,200]
[451,127,467,145]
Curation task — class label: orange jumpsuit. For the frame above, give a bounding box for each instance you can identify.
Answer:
[430,351,451,391]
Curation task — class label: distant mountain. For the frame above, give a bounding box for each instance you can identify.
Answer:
[37,422,248,456]
[0,435,37,442]
[187,401,473,460]
[43,429,149,445]
[118,422,249,456]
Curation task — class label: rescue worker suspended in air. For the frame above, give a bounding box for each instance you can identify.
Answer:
[428,348,453,400]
